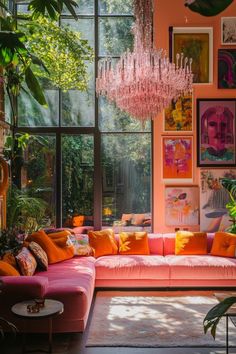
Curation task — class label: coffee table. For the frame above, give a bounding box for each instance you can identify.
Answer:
[11,299,64,353]
[214,292,236,354]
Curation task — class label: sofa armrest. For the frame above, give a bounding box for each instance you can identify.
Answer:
[0,276,49,301]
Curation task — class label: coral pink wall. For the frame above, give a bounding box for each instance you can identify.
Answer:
[153,0,236,232]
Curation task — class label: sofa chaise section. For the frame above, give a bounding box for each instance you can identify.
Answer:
[0,256,96,333]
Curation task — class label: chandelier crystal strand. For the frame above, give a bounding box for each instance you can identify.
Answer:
[96,0,193,122]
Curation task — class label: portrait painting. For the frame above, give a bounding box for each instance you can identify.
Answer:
[218,49,236,89]
[197,99,236,167]
[162,136,193,183]
[164,94,193,132]
[165,186,199,226]
[200,169,236,232]
[221,17,236,45]
[170,27,213,84]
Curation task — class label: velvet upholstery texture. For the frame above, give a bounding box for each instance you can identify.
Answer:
[119,232,150,255]
[211,231,236,257]
[175,231,207,255]
[0,260,20,276]
[88,229,118,258]
[27,229,74,264]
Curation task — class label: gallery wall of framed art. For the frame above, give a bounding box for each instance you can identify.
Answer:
[152,0,236,233]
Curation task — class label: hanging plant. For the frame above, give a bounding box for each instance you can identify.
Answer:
[185,0,233,17]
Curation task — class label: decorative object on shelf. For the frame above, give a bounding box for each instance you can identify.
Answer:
[164,94,193,132]
[200,169,236,233]
[197,99,236,167]
[185,0,233,17]
[162,136,193,183]
[221,17,236,45]
[218,49,236,89]
[165,186,199,226]
[96,0,193,121]
[170,27,213,84]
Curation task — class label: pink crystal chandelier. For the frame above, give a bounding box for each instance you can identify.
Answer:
[96,0,193,121]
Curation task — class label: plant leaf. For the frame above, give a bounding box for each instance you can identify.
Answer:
[203,296,236,338]
[24,67,48,107]
[28,0,78,20]
[0,31,28,66]
[185,0,233,17]
[30,54,50,74]
[221,178,236,199]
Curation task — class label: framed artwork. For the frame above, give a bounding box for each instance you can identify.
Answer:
[218,49,236,89]
[162,136,193,183]
[169,27,213,84]
[197,99,236,167]
[200,169,236,232]
[163,94,193,132]
[165,186,199,226]
[221,17,236,45]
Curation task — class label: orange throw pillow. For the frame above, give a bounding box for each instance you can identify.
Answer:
[119,232,150,255]
[175,231,207,255]
[211,232,236,258]
[0,260,20,276]
[47,230,71,239]
[27,230,74,264]
[72,215,85,227]
[88,229,118,258]
[2,252,17,269]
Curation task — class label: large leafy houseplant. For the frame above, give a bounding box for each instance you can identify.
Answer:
[221,178,236,234]
[204,178,236,338]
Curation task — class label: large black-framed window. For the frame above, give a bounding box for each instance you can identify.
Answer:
[13,0,152,231]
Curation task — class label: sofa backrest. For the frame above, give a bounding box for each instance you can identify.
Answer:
[162,233,215,255]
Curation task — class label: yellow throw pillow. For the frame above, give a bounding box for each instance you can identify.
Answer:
[175,231,207,255]
[119,232,150,255]
[88,229,118,258]
[0,260,20,276]
[211,232,236,258]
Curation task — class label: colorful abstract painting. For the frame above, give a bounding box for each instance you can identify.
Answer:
[165,187,199,226]
[200,169,236,232]
[162,136,193,183]
[164,94,193,132]
[171,27,213,83]
[218,49,236,89]
[197,99,236,167]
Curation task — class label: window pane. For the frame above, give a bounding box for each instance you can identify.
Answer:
[62,62,95,126]
[18,90,59,127]
[99,0,133,15]
[21,134,56,227]
[61,18,94,49]
[62,135,94,227]
[62,0,94,15]
[17,4,30,14]
[102,134,151,231]
[99,17,133,56]
[99,97,151,132]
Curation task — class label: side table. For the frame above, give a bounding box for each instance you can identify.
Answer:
[214,292,236,354]
[11,299,64,353]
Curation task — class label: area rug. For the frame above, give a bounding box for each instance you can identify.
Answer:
[86,290,236,348]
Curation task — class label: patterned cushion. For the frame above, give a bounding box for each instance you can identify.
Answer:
[28,241,48,271]
[16,247,37,276]
[68,234,93,256]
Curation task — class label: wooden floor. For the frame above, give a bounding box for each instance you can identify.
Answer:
[2,290,230,354]
[2,332,228,354]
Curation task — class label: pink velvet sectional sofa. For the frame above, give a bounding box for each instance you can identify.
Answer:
[1,232,236,333]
